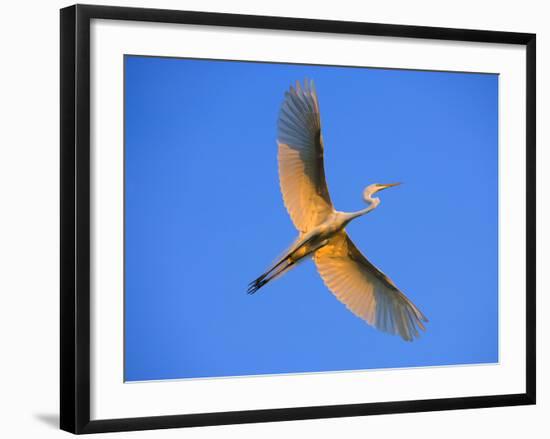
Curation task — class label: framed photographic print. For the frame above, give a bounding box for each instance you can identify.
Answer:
[60,4,536,434]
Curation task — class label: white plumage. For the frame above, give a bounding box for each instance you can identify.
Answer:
[248,79,427,341]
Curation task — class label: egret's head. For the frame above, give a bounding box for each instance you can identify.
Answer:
[363,182,401,202]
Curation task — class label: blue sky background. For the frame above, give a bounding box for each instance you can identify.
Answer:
[124,55,498,382]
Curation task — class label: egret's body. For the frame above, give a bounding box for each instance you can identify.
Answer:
[248,79,427,341]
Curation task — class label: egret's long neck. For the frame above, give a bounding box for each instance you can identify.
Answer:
[346,195,380,223]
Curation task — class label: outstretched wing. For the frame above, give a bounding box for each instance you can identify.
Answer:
[277,79,334,233]
[314,231,428,341]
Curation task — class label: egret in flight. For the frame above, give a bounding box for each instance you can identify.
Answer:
[248,79,427,341]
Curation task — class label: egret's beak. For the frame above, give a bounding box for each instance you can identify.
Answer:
[380,182,402,191]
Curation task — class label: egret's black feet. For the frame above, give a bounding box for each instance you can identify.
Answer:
[247,278,268,295]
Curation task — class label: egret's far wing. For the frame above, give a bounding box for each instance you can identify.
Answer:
[277,79,334,233]
[313,231,428,341]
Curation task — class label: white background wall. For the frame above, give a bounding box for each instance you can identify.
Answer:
[0,0,546,437]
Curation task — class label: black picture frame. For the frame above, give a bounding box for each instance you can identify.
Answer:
[60,4,536,434]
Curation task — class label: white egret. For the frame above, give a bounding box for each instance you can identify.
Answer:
[248,79,427,341]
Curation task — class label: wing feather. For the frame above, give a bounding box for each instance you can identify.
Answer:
[314,231,427,341]
[277,79,333,232]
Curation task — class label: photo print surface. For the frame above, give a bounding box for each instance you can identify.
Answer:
[124,55,498,382]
